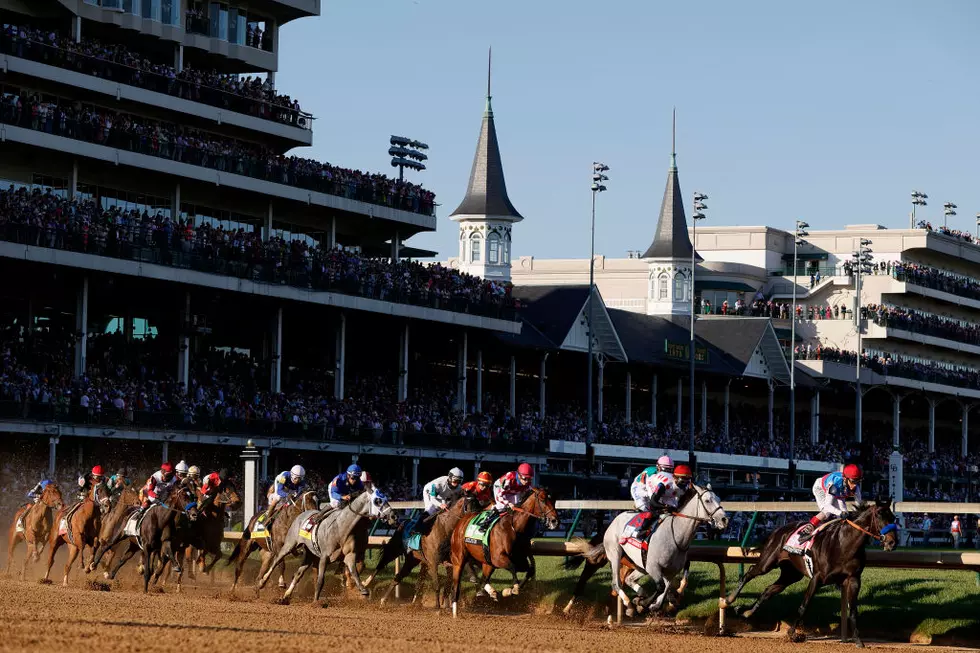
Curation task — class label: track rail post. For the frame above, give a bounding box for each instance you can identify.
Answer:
[840,587,849,641]
[394,557,401,600]
[716,562,727,635]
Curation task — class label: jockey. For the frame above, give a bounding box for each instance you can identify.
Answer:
[257,465,307,524]
[108,469,131,496]
[175,460,190,483]
[141,462,177,510]
[656,455,674,474]
[77,465,107,502]
[27,479,52,503]
[423,467,465,516]
[198,468,230,511]
[480,463,533,532]
[630,463,687,541]
[328,464,363,508]
[188,465,202,484]
[798,464,863,543]
[461,471,494,508]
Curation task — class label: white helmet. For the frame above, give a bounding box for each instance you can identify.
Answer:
[448,467,464,483]
[176,460,189,475]
[188,465,201,478]
[290,465,306,480]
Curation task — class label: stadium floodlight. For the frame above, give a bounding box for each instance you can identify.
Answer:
[389,135,428,181]
[943,202,957,228]
[911,191,928,229]
[689,191,708,468]
[850,238,874,444]
[586,162,610,460]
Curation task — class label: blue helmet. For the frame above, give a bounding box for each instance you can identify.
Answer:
[39,480,51,488]
[347,464,362,476]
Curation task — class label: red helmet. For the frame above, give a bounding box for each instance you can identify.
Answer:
[477,471,493,484]
[161,462,174,474]
[360,471,372,484]
[91,465,104,477]
[842,464,862,481]
[673,464,693,479]
[517,463,533,478]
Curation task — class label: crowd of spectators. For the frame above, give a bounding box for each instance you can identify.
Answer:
[917,221,976,245]
[0,188,512,317]
[867,303,980,346]
[892,260,980,302]
[0,92,435,217]
[0,22,306,127]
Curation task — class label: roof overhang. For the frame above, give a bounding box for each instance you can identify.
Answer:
[559,287,627,362]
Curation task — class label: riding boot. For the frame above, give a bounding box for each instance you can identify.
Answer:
[479,509,498,533]
[797,523,816,543]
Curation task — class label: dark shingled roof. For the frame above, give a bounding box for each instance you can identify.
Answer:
[694,318,771,367]
[511,285,590,346]
[449,98,524,222]
[641,155,694,260]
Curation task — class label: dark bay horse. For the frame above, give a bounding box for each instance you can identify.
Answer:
[5,483,64,579]
[227,490,318,590]
[96,486,141,575]
[368,495,481,608]
[162,481,242,587]
[86,485,198,592]
[723,499,898,647]
[449,488,560,617]
[41,484,111,585]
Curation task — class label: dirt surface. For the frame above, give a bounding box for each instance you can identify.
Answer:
[0,568,972,653]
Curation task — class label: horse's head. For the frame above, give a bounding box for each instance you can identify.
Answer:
[366,487,398,526]
[690,484,728,531]
[852,498,898,551]
[171,485,199,522]
[217,482,242,512]
[522,487,560,530]
[299,490,319,511]
[41,483,64,510]
[93,483,112,515]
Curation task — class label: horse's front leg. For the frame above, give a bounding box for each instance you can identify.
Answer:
[480,563,498,601]
[518,554,536,590]
[787,575,822,643]
[344,551,369,596]
[843,576,863,648]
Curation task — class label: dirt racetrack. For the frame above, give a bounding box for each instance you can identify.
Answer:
[0,567,971,653]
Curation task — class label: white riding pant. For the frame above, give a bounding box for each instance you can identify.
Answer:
[811,477,845,520]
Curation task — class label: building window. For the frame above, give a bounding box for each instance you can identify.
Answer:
[674,274,685,301]
[488,234,500,264]
[502,235,511,264]
[658,276,669,300]
[470,234,482,263]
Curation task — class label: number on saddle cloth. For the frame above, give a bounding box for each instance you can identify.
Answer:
[619,512,656,550]
[402,516,423,552]
[783,522,825,558]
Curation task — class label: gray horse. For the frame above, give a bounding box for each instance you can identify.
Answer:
[257,487,397,603]
[579,484,728,616]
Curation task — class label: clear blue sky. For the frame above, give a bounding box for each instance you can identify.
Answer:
[277,0,980,260]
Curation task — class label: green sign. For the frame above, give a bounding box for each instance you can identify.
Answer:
[665,340,709,363]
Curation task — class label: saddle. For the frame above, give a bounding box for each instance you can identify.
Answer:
[123,508,147,550]
[619,512,659,550]
[463,511,501,562]
[783,520,834,573]
[298,515,322,557]
[59,500,85,543]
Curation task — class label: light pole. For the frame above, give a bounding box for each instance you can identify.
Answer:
[943,202,957,228]
[389,135,428,182]
[851,239,873,443]
[789,219,809,485]
[976,213,980,240]
[587,163,609,459]
[911,191,927,229]
[689,192,707,469]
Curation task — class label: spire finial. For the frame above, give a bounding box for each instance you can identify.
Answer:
[670,106,677,170]
[485,47,493,115]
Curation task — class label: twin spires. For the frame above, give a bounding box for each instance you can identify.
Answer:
[641,109,695,261]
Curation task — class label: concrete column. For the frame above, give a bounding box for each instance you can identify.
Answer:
[328,216,337,249]
[397,323,410,402]
[700,379,708,434]
[73,276,88,379]
[174,43,184,72]
[597,359,605,424]
[391,232,401,261]
[77,443,83,468]
[161,441,169,464]
[173,182,181,220]
[260,449,269,480]
[855,390,863,444]
[625,372,632,422]
[892,394,902,449]
[723,380,730,439]
[411,457,419,494]
[177,291,190,390]
[26,299,34,337]
[72,16,81,43]
[811,391,821,444]
[509,355,516,416]
[334,313,346,400]
[651,374,658,428]
[264,202,274,242]
[473,460,481,477]
[48,436,58,478]
[267,71,276,87]
[475,350,483,414]
[271,307,283,393]
[539,353,548,419]
[457,332,468,412]
[241,443,261,525]
[70,161,78,199]
[676,377,682,431]
[928,399,936,453]
[962,404,971,458]
[768,380,774,442]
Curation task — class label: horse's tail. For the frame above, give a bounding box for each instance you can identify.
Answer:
[225,527,251,565]
[563,534,607,568]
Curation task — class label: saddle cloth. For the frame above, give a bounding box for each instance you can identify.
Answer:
[15,516,25,534]
[463,510,500,547]
[299,516,322,557]
[782,521,832,575]
[619,512,657,550]
[402,517,423,552]
[124,508,148,549]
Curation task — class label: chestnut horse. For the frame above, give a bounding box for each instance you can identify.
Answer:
[449,488,560,617]
[5,483,64,579]
[226,490,318,590]
[161,481,242,587]
[94,487,141,576]
[41,483,111,585]
[724,499,898,647]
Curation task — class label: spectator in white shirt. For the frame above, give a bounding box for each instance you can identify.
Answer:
[950,515,962,549]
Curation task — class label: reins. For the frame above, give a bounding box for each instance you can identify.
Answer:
[845,506,885,542]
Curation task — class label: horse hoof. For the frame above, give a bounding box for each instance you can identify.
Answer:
[625,607,635,618]
[38,578,52,585]
[278,581,287,589]
[273,596,290,605]
[502,588,512,598]
[789,631,807,643]
[360,589,369,597]
[468,575,478,583]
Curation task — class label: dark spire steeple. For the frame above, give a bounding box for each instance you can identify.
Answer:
[449,48,524,223]
[641,108,693,259]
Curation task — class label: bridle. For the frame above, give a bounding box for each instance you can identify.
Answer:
[845,504,892,543]
[511,489,558,525]
[669,487,724,552]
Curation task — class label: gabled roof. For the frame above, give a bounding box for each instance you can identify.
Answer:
[695,318,792,384]
[641,154,695,260]
[449,95,523,223]
[607,310,741,376]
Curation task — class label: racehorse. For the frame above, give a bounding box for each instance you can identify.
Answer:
[188,481,241,576]
[723,498,898,647]
[449,487,560,618]
[95,486,141,575]
[575,484,727,617]
[5,483,64,579]
[227,489,318,590]
[86,484,198,593]
[368,495,482,608]
[41,483,111,586]
[257,487,397,603]
[562,538,664,617]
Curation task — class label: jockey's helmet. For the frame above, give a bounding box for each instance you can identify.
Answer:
[175,461,189,477]
[160,462,174,477]
[115,468,127,478]
[657,455,674,473]
[188,465,201,479]
[91,465,104,478]
[218,468,229,481]
[291,465,307,483]
[842,464,862,482]
[517,463,533,484]
[448,467,464,485]
[673,464,693,489]
[360,471,372,485]
[477,471,493,486]
[346,463,361,477]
